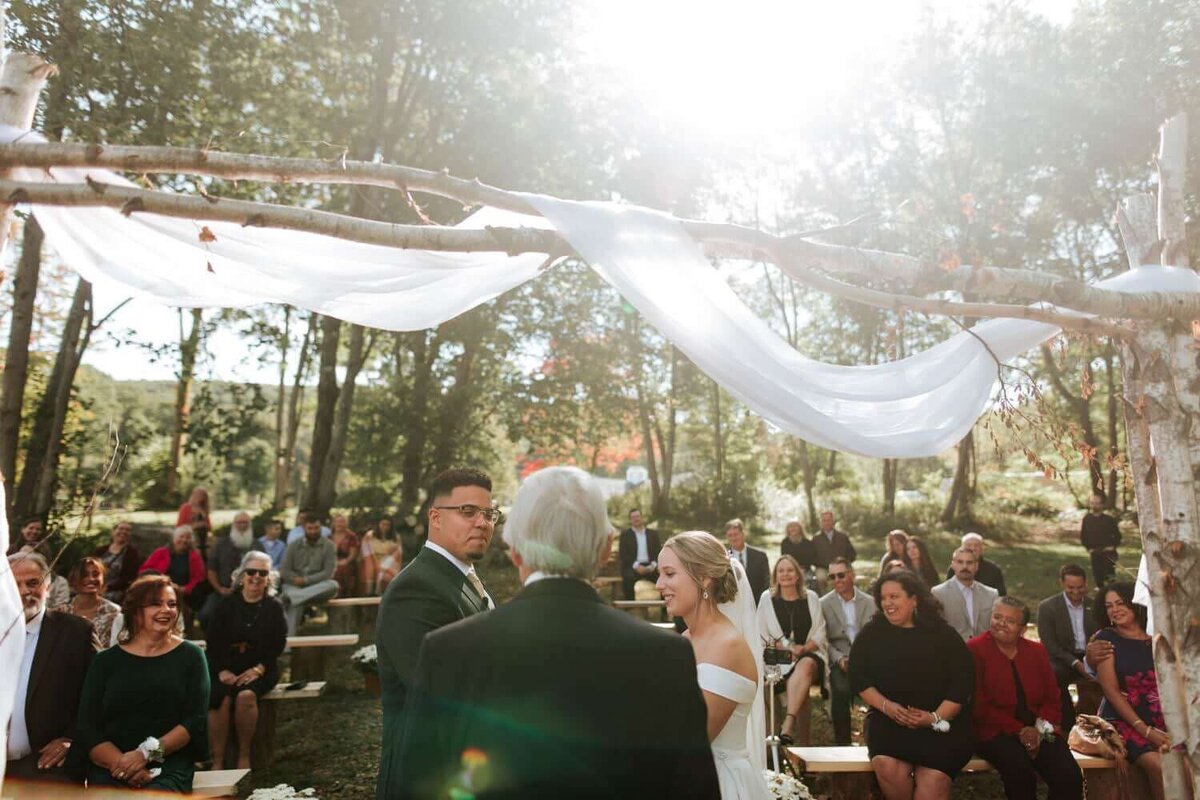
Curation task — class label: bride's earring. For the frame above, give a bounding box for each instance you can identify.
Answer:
[702,589,710,600]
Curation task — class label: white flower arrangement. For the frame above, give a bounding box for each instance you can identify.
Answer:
[351,644,378,669]
[762,770,813,800]
[1036,717,1056,742]
[247,784,318,799]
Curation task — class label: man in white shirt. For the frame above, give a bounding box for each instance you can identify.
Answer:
[617,508,661,600]
[6,552,93,783]
[819,558,876,744]
[932,547,998,641]
[1037,564,1100,726]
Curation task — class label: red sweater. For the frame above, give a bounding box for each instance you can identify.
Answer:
[138,546,206,595]
[968,631,1063,742]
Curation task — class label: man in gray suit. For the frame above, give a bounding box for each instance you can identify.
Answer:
[1037,563,1099,727]
[932,547,998,641]
[819,557,876,744]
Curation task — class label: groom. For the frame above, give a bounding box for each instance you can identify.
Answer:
[395,466,719,799]
[376,467,497,800]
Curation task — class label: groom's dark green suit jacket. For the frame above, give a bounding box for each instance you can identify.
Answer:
[376,545,490,800]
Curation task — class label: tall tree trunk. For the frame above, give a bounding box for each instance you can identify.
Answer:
[400,330,439,517]
[303,314,341,514]
[314,324,371,514]
[712,379,724,517]
[657,348,679,518]
[0,219,43,520]
[166,308,203,505]
[882,458,898,514]
[1040,343,1105,499]
[941,430,974,523]
[14,278,91,520]
[282,313,317,510]
[271,306,292,510]
[797,441,818,530]
[1114,170,1196,798]
[1103,340,1121,509]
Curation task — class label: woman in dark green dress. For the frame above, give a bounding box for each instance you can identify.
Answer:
[73,573,210,792]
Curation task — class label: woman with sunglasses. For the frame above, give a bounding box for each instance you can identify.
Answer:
[205,551,287,770]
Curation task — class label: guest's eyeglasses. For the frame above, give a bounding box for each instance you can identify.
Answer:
[829,572,849,581]
[434,505,503,524]
[244,569,270,577]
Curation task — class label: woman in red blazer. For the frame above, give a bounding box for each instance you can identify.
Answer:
[139,525,207,604]
[968,597,1083,800]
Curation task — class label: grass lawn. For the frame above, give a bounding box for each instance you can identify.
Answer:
[247,515,1141,799]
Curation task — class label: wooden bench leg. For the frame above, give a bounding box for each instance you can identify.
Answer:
[290,649,328,682]
[254,700,278,769]
[331,606,354,634]
[829,773,880,800]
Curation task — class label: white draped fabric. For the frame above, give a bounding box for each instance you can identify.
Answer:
[4,127,1200,459]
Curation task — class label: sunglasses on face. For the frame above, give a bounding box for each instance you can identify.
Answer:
[244,569,270,577]
[829,572,849,580]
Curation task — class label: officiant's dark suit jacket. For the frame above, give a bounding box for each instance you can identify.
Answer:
[9,610,93,782]
[732,545,771,601]
[376,546,490,800]
[394,577,720,800]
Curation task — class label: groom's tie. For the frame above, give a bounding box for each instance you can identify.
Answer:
[466,569,494,610]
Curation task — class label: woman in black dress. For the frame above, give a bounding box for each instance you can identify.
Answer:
[206,551,287,769]
[850,569,975,800]
[780,521,815,574]
[757,554,826,744]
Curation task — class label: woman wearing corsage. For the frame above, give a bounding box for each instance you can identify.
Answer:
[968,596,1083,800]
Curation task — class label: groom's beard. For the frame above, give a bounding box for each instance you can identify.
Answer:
[230,528,255,550]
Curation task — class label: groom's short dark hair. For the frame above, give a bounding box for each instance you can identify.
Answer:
[429,468,492,502]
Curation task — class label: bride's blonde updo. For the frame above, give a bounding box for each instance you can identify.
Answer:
[662,531,739,603]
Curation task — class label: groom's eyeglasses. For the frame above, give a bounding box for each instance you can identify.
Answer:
[434,504,503,524]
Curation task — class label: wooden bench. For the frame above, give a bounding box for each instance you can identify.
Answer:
[327,595,381,633]
[193,768,250,798]
[288,633,360,681]
[787,745,1131,800]
[592,575,622,600]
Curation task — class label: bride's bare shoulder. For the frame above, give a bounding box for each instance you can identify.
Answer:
[704,626,757,678]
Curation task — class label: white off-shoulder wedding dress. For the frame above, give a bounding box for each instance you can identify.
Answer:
[698,662,771,799]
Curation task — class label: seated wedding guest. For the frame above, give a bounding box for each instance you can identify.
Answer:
[93,521,140,603]
[780,520,815,574]
[331,513,360,596]
[360,515,402,595]
[757,554,825,744]
[139,525,207,615]
[932,547,998,641]
[57,556,123,650]
[725,517,770,600]
[7,516,52,558]
[6,552,93,783]
[287,509,331,545]
[255,519,287,569]
[1037,564,1099,727]
[820,558,876,745]
[395,467,719,799]
[1093,582,1170,800]
[904,535,940,588]
[280,513,339,635]
[73,574,210,792]
[969,597,1083,800]
[812,509,857,592]
[199,511,254,629]
[878,530,910,576]
[946,533,1007,595]
[207,551,287,770]
[618,508,660,600]
[176,486,212,557]
[850,570,975,800]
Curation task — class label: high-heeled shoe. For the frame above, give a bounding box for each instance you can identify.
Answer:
[779,713,796,745]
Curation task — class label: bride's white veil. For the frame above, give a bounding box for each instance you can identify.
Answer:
[718,557,767,772]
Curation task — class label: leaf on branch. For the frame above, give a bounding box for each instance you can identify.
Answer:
[198,226,217,243]
[119,198,145,217]
[1080,364,1094,400]
[206,262,215,274]
[1077,443,1098,466]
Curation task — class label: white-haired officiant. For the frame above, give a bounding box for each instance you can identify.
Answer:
[394,466,720,800]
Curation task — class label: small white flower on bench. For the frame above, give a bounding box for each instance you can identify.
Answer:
[247,783,318,799]
[351,644,378,668]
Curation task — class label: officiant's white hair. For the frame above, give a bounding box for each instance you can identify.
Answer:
[504,466,613,579]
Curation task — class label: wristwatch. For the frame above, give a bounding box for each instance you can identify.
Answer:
[137,736,165,764]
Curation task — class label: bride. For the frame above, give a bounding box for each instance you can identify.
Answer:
[658,531,771,800]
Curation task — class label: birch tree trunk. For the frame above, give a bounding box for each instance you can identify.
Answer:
[1115,114,1199,799]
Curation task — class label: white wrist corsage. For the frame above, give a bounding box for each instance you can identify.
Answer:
[930,712,950,733]
[137,736,164,764]
[1035,718,1056,741]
